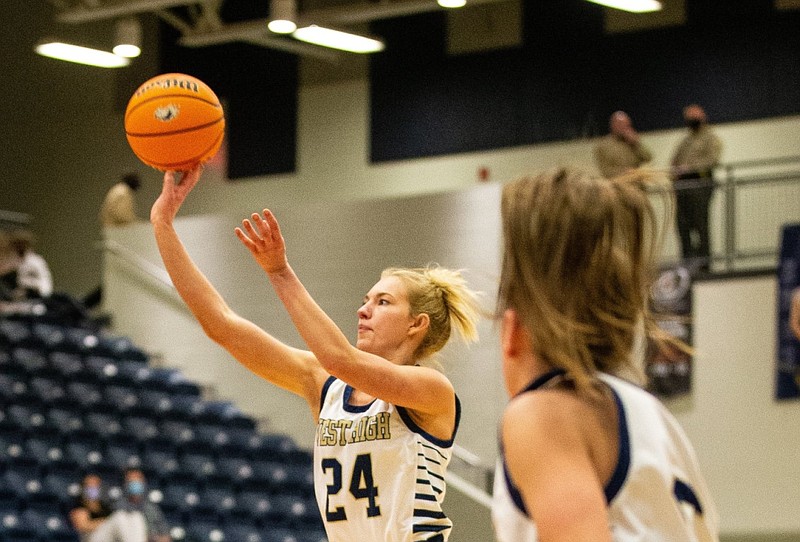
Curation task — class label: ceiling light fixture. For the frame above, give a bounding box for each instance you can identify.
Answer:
[35,41,130,68]
[113,17,142,58]
[268,0,298,34]
[585,0,662,13]
[292,25,385,53]
[438,0,467,8]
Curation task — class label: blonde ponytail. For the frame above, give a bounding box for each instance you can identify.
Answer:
[382,265,481,360]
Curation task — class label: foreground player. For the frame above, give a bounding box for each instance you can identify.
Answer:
[493,168,719,542]
[151,166,480,541]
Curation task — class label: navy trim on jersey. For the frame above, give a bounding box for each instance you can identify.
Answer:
[517,368,567,396]
[342,384,377,413]
[319,375,336,414]
[603,386,631,504]
[396,395,461,448]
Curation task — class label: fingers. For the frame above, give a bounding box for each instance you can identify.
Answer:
[261,209,283,241]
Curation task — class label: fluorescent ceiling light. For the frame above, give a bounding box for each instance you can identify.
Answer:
[292,25,385,54]
[113,17,142,58]
[585,0,662,13]
[269,0,298,34]
[438,0,467,7]
[35,41,130,68]
[268,19,297,34]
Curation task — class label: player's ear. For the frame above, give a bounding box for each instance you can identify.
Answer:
[501,309,530,360]
[409,313,430,338]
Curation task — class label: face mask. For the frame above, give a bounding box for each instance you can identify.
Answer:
[126,480,145,496]
[84,486,101,500]
[686,119,702,130]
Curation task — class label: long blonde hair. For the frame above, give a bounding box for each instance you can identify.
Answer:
[382,265,481,360]
[497,167,671,394]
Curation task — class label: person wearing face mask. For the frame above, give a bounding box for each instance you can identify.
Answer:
[69,474,113,542]
[111,468,170,542]
[670,104,723,272]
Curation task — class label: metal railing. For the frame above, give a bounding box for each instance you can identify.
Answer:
[650,155,800,273]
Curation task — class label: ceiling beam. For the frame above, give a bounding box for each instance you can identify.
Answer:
[57,0,203,23]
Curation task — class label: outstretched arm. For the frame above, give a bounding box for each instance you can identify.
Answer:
[150,167,328,409]
[236,209,456,417]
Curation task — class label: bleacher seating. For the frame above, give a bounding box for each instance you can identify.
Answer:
[0,303,324,541]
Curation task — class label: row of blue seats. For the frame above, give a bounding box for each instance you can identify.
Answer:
[0,319,147,362]
[0,347,198,396]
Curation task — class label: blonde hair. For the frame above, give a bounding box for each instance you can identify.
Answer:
[497,167,673,394]
[382,265,481,360]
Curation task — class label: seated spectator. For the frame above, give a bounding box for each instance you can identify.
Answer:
[9,228,53,298]
[0,230,20,300]
[69,474,114,542]
[112,468,170,542]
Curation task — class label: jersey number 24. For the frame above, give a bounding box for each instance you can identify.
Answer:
[322,454,381,521]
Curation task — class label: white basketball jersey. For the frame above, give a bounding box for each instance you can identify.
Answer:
[492,370,719,542]
[314,377,458,542]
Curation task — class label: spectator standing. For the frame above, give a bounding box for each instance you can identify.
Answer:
[594,111,653,178]
[100,172,142,227]
[670,104,723,272]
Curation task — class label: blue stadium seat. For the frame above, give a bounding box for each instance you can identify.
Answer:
[159,420,196,447]
[29,376,66,404]
[198,478,237,517]
[104,435,142,470]
[47,351,84,380]
[20,507,75,541]
[193,423,232,448]
[223,523,263,542]
[261,528,301,542]
[0,427,26,466]
[140,438,180,482]
[0,371,30,405]
[44,407,85,438]
[170,394,207,422]
[41,468,81,509]
[184,520,224,542]
[114,359,151,387]
[214,455,255,486]
[83,355,121,383]
[178,446,218,482]
[84,411,123,440]
[6,404,48,433]
[160,483,201,518]
[103,384,140,414]
[271,495,314,528]
[23,432,66,467]
[63,431,106,470]
[30,323,69,351]
[247,434,297,462]
[138,389,174,417]
[122,415,160,443]
[0,320,32,347]
[64,381,104,410]
[297,529,327,542]
[1,458,44,500]
[10,347,48,376]
[234,490,274,523]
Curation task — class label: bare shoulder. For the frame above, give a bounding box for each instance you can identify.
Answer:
[501,389,587,451]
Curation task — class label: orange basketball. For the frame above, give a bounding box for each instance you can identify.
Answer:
[124,73,225,171]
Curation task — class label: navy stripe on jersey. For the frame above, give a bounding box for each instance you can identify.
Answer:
[413,524,449,533]
[397,396,461,447]
[414,509,447,519]
[342,384,377,413]
[501,368,569,516]
[319,376,336,414]
[415,493,438,501]
[604,386,631,504]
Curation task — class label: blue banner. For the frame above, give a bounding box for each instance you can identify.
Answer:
[777,223,800,400]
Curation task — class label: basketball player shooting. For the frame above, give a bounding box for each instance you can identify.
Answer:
[150,165,481,541]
